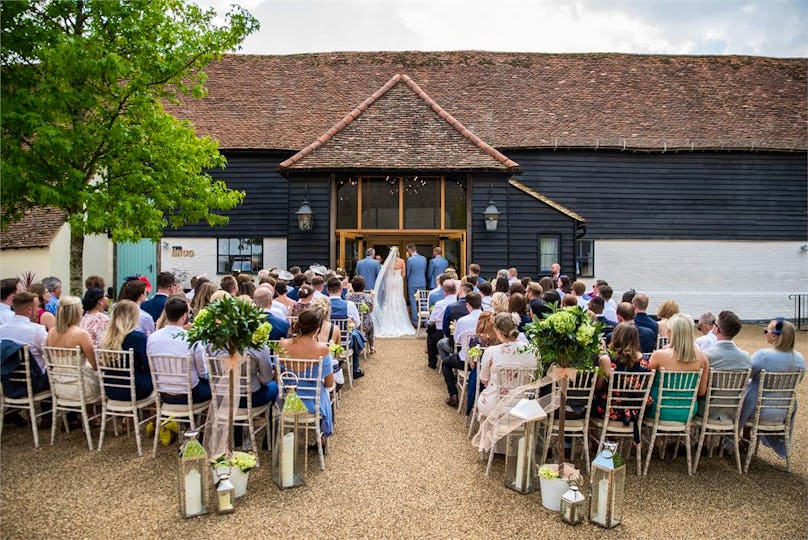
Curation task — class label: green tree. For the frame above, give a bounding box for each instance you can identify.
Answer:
[1,0,258,293]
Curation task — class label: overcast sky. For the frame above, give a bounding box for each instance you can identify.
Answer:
[198,0,807,57]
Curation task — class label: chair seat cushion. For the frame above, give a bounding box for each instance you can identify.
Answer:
[553,419,584,430]
[161,401,210,415]
[106,394,156,410]
[5,390,52,404]
[644,418,688,430]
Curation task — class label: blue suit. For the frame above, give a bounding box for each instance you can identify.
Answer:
[141,293,168,322]
[427,256,449,289]
[265,311,290,341]
[406,252,428,324]
[355,256,382,291]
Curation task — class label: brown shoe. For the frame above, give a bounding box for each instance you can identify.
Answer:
[446,395,459,408]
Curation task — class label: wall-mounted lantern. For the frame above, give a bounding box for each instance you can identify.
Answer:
[483,184,501,232]
[296,184,313,231]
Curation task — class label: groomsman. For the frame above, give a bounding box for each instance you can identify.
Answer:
[427,247,449,289]
[405,244,427,325]
[355,248,382,291]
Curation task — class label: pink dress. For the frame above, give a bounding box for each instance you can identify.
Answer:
[79,311,110,348]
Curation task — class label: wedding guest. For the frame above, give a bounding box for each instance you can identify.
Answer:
[84,275,106,291]
[695,312,718,351]
[278,309,335,447]
[442,293,483,407]
[238,280,256,298]
[508,282,525,296]
[478,281,493,312]
[142,271,176,322]
[189,281,218,321]
[538,276,556,297]
[656,299,680,340]
[289,285,316,317]
[253,287,290,341]
[220,275,238,296]
[739,318,806,459]
[79,288,110,348]
[0,278,24,326]
[561,294,578,307]
[346,275,375,354]
[100,300,153,401]
[27,283,56,330]
[572,281,588,309]
[647,313,709,421]
[475,313,537,418]
[155,292,192,330]
[508,292,531,332]
[490,292,509,314]
[557,275,572,298]
[46,295,101,402]
[42,276,62,315]
[0,291,50,396]
[632,294,658,342]
[273,282,296,312]
[118,277,155,336]
[494,277,510,295]
[599,283,617,323]
[593,323,650,421]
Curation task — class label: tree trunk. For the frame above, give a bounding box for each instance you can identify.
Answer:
[69,224,84,296]
[556,377,568,478]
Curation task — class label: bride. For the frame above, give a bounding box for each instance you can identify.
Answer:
[372,246,416,337]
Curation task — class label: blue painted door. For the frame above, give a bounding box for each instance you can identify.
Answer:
[116,240,157,299]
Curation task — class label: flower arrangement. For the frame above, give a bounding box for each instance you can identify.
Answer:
[468,345,483,359]
[186,295,272,355]
[212,451,257,473]
[538,464,561,479]
[358,302,370,314]
[524,305,603,373]
[329,343,345,357]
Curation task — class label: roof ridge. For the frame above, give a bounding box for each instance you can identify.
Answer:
[508,179,586,222]
[279,73,519,171]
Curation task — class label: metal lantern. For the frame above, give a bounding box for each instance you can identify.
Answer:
[215,468,235,514]
[483,184,501,232]
[177,430,209,518]
[589,441,626,528]
[503,395,546,494]
[271,373,308,489]
[296,185,314,231]
[560,478,587,525]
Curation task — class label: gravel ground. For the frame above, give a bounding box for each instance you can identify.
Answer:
[1,325,806,539]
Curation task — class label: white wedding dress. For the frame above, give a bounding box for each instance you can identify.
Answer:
[372,247,416,337]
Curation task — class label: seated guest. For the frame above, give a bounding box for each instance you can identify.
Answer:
[605,302,655,354]
[561,294,578,307]
[237,280,256,298]
[526,282,549,319]
[147,297,210,404]
[428,273,447,309]
[464,311,502,414]
[631,293,658,341]
[286,274,306,302]
[475,313,537,418]
[84,275,106,291]
[468,263,486,286]
[219,275,238,296]
[441,292,483,407]
[599,283,618,323]
[508,268,519,285]
[289,285,315,317]
[508,282,526,296]
[346,276,375,354]
[253,287,290,341]
[79,288,110,348]
[478,281,493,312]
[647,313,709,421]
[311,275,327,298]
[695,312,718,351]
[542,290,561,310]
[99,300,153,401]
[593,323,650,421]
[508,292,531,332]
[42,276,62,315]
[494,277,510,295]
[188,276,211,305]
[118,277,156,336]
[27,283,56,330]
[273,281,296,313]
[557,275,572,299]
[46,296,101,401]
[702,310,751,420]
[490,292,509,315]
[0,278,24,326]
[538,276,556,298]
[326,278,364,378]
[572,281,589,310]
[141,271,176,322]
[588,296,615,333]
[655,299,680,341]
[427,280,457,369]
[278,310,334,448]
[621,288,637,303]
[0,291,50,396]
[739,318,806,458]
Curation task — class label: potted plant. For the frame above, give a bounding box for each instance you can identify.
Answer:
[524,305,603,482]
[212,451,256,498]
[186,295,272,454]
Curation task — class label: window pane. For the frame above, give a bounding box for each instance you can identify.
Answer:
[576,239,594,277]
[539,236,560,272]
[361,178,399,229]
[337,178,358,229]
[404,177,439,229]
[444,239,461,273]
[444,179,467,229]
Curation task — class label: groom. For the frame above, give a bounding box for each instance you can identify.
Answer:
[405,244,427,326]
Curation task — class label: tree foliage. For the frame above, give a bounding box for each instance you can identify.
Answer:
[1,0,258,243]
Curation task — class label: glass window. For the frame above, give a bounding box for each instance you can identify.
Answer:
[576,239,594,277]
[538,235,560,273]
[403,176,439,229]
[361,177,399,229]
[217,238,263,274]
[336,178,358,229]
[444,178,467,229]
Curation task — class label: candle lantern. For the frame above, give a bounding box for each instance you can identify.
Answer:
[503,394,546,494]
[215,468,235,514]
[589,441,626,528]
[177,430,209,518]
[560,478,587,525]
[271,373,308,489]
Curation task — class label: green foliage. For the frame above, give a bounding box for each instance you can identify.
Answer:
[0,0,258,239]
[524,304,604,372]
[185,295,272,356]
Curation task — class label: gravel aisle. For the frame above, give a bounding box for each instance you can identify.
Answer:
[1,329,806,539]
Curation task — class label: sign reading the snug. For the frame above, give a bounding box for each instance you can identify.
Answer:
[172,247,195,257]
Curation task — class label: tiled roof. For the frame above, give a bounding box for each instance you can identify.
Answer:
[0,207,67,249]
[169,52,807,152]
[508,179,585,222]
[280,74,519,171]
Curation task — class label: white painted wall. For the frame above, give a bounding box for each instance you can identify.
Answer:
[160,237,287,289]
[584,240,808,321]
[0,225,113,295]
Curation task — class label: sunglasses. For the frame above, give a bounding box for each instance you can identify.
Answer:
[763,328,773,335]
